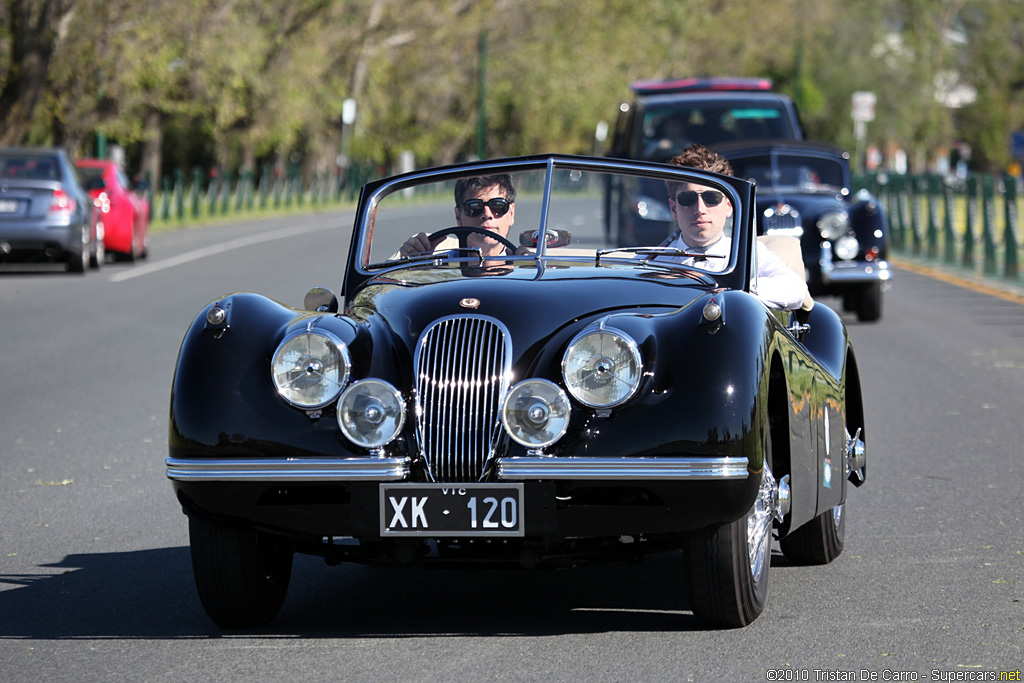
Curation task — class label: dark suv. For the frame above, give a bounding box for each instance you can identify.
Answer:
[604,77,803,245]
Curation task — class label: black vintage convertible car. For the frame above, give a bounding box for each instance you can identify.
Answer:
[167,155,868,629]
[716,140,893,321]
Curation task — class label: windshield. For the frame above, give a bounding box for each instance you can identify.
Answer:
[640,103,792,161]
[358,160,741,278]
[727,153,846,193]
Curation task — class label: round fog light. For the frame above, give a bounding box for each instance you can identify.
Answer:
[337,379,405,448]
[501,379,571,448]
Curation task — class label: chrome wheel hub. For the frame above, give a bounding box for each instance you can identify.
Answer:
[747,464,776,582]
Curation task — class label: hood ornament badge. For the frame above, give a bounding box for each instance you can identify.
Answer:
[459,297,481,309]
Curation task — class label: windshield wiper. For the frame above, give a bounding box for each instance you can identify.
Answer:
[595,246,728,265]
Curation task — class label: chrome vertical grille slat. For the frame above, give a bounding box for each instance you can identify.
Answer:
[415,315,511,482]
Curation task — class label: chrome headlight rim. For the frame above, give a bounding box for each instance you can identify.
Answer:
[336,378,406,449]
[561,325,643,409]
[501,378,572,449]
[271,328,351,409]
[817,209,851,240]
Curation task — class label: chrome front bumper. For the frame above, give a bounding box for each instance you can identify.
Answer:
[166,455,750,482]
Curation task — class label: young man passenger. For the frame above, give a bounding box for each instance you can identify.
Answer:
[399,174,527,259]
[659,144,809,310]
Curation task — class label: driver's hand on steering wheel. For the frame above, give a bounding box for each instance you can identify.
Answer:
[399,232,438,257]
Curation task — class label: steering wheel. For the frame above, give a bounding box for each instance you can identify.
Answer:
[427,226,518,255]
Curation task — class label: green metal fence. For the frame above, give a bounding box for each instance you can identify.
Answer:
[149,163,379,226]
[855,172,1021,283]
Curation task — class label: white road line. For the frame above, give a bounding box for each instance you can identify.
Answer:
[108,220,339,283]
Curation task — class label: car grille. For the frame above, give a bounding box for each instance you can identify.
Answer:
[414,315,512,482]
[764,213,801,232]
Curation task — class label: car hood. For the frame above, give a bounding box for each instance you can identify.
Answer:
[344,263,712,362]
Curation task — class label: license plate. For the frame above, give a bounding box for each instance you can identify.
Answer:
[380,483,524,537]
[0,199,18,213]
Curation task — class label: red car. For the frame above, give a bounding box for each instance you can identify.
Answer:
[75,159,149,261]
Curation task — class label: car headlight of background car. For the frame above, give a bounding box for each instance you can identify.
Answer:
[562,327,642,408]
[633,194,673,222]
[271,329,351,408]
[337,379,405,448]
[833,235,860,261]
[817,210,850,240]
[501,379,571,448]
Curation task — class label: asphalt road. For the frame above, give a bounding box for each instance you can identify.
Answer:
[1,211,1021,682]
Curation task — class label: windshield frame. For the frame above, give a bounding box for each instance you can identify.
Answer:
[342,154,756,300]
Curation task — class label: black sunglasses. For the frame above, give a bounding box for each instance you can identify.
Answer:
[461,197,512,217]
[675,190,725,208]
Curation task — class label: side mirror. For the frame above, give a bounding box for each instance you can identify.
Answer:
[303,287,338,313]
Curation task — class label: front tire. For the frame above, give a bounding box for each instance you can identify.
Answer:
[188,516,294,628]
[685,446,775,628]
[856,282,882,322]
[780,501,845,565]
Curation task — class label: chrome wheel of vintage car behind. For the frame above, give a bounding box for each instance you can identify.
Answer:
[188,516,294,627]
[685,440,775,628]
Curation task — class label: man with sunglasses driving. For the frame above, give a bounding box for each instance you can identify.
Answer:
[659,145,810,310]
[398,174,529,259]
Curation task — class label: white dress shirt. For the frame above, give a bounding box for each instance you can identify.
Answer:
[658,234,809,310]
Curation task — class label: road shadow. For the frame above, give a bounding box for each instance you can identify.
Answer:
[0,547,809,639]
[0,545,784,638]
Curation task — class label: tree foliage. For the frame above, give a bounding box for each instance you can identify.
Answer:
[1,0,1022,181]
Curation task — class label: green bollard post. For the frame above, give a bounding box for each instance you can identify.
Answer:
[981,175,998,276]
[926,175,939,260]
[962,175,977,269]
[191,168,202,219]
[942,177,956,264]
[160,176,171,222]
[1003,174,1019,280]
[221,170,232,215]
[897,175,909,251]
[909,175,922,255]
[175,168,185,220]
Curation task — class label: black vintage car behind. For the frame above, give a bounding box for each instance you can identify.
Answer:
[716,140,893,321]
[167,155,868,629]
[604,77,804,246]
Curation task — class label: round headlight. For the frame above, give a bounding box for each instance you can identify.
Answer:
[833,235,860,261]
[501,379,571,448]
[561,327,642,408]
[337,379,405,448]
[818,210,850,240]
[271,330,350,409]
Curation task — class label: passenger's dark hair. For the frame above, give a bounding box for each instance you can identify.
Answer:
[454,174,516,205]
[668,144,733,176]
[664,144,733,198]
